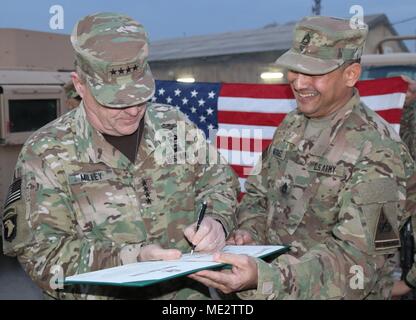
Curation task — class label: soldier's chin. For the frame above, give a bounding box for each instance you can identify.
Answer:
[297,102,323,118]
[117,122,140,136]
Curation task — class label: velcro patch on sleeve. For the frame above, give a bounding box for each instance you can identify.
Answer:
[353,178,399,205]
[4,178,21,209]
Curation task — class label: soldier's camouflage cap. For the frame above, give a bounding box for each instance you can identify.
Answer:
[71,12,155,108]
[275,16,368,75]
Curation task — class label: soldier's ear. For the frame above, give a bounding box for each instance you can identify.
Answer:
[71,72,87,99]
[343,63,361,88]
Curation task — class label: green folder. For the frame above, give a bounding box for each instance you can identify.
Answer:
[63,245,289,288]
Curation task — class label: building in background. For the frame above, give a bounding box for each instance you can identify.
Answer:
[0,14,409,83]
[149,14,408,83]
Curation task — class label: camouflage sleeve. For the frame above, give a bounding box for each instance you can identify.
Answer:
[404,172,416,288]
[241,143,412,300]
[3,147,143,295]
[401,102,416,288]
[400,101,416,160]
[406,266,416,289]
[407,208,416,288]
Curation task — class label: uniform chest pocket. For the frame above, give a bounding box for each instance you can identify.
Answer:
[307,160,346,224]
[266,155,311,236]
[68,164,145,243]
[137,163,196,249]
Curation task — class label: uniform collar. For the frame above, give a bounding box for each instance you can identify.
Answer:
[308,89,360,157]
[284,89,360,156]
[73,102,159,169]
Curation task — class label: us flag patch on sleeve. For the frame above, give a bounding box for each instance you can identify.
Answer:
[4,178,21,209]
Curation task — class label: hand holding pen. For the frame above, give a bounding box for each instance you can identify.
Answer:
[191,201,207,255]
[184,201,227,254]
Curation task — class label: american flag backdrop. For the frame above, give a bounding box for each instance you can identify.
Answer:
[153,77,408,195]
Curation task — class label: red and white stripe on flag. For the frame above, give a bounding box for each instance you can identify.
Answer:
[214,77,408,195]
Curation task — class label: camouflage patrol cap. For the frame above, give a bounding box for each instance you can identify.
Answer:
[71,12,155,108]
[275,16,368,75]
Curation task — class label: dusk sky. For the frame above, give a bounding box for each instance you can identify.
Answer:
[2,0,416,51]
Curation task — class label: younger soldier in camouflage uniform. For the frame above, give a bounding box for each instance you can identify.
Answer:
[189,16,415,299]
[1,12,239,299]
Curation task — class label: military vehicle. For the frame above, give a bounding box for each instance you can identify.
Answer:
[361,36,416,80]
[361,52,416,80]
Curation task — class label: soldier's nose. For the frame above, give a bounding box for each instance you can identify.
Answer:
[124,106,141,116]
[293,73,312,90]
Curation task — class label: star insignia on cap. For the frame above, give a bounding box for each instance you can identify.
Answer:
[108,63,142,79]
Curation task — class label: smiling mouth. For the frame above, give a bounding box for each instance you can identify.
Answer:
[296,91,319,98]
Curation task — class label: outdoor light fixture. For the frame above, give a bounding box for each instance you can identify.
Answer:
[260,72,284,80]
[176,77,195,83]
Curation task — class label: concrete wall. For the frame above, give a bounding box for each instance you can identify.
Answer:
[0,29,74,71]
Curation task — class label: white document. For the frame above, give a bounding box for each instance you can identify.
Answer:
[64,245,286,287]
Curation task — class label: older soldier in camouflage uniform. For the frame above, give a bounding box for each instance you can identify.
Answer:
[190,16,415,299]
[1,12,239,299]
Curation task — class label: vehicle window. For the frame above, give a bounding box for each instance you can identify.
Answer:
[8,99,58,132]
[361,65,416,80]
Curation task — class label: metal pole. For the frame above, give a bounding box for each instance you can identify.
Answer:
[312,0,321,15]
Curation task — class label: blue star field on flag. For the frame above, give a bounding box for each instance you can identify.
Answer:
[153,80,221,138]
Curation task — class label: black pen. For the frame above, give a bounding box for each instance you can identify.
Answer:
[191,201,207,255]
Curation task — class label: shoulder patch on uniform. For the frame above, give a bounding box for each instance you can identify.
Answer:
[2,209,17,242]
[374,206,400,250]
[4,178,21,209]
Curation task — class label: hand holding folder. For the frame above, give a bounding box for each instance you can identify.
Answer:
[64,245,289,288]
